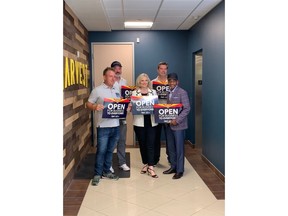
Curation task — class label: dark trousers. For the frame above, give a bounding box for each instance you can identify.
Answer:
[167,128,185,173]
[155,123,170,164]
[134,125,157,166]
[116,121,127,166]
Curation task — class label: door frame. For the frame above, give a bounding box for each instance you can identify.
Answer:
[90,42,135,146]
[193,49,203,149]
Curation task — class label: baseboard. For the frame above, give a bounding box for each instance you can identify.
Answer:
[186,140,195,148]
[201,154,225,183]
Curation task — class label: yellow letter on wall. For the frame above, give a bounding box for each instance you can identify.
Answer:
[69,59,75,85]
[85,64,88,87]
[79,62,83,85]
[75,61,79,84]
[64,57,70,89]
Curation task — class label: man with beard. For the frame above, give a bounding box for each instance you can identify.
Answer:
[110,61,130,172]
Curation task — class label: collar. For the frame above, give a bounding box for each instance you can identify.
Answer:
[102,82,115,89]
[115,77,125,83]
[136,88,154,95]
[169,85,178,93]
[155,76,168,84]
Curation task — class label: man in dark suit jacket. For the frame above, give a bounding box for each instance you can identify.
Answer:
[163,73,191,179]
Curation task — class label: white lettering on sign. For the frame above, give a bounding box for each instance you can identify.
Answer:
[158,109,179,115]
[156,85,169,92]
[107,104,125,110]
[125,90,131,96]
[135,100,155,106]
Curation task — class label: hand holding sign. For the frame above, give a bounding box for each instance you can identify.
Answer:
[170,119,178,126]
[127,103,132,112]
[93,104,105,111]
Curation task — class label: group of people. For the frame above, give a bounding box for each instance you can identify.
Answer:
[86,61,191,186]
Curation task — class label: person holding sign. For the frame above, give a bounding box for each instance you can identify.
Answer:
[128,73,159,178]
[86,67,120,186]
[163,73,191,179]
[152,62,170,165]
[111,61,130,172]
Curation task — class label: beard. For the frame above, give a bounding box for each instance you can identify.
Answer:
[115,73,121,78]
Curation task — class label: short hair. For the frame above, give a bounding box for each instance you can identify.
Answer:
[157,61,168,69]
[135,73,152,89]
[103,67,115,76]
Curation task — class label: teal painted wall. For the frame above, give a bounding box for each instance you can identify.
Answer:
[188,1,225,174]
[88,30,189,82]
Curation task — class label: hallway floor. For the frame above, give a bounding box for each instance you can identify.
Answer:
[64,144,225,216]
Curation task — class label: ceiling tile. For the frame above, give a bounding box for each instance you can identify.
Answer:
[123,0,162,10]
[102,0,122,9]
[160,0,202,10]
[65,0,223,31]
[155,16,187,23]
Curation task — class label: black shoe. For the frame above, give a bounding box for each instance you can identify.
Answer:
[172,172,183,179]
[163,168,176,174]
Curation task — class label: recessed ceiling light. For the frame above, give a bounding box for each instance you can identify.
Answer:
[124,22,153,28]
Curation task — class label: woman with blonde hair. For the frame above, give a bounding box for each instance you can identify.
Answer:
[128,73,159,178]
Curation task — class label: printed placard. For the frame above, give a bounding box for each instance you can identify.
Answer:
[152,81,170,99]
[121,85,136,100]
[153,104,183,123]
[130,95,159,115]
[102,98,130,118]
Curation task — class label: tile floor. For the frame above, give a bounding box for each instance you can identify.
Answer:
[76,148,225,216]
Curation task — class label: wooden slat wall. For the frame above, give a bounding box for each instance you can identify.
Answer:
[63,1,92,193]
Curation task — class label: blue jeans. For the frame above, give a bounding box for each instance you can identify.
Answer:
[94,127,120,176]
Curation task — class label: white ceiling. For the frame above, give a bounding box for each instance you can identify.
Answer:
[65,0,223,31]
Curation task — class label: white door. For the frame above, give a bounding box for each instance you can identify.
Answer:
[91,42,135,146]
